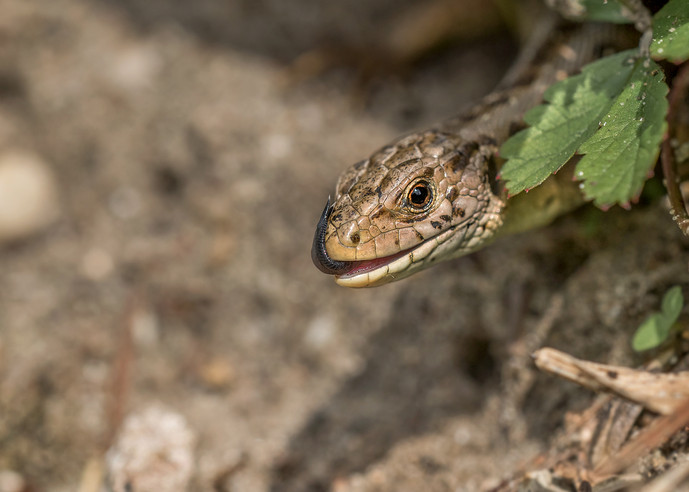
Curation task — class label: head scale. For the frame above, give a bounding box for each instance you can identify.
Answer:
[312,129,505,287]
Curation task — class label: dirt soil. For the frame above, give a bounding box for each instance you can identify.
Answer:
[1,1,688,491]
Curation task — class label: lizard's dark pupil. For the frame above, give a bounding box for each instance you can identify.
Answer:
[409,184,430,207]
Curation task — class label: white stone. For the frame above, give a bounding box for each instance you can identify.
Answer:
[0,470,25,492]
[0,150,59,243]
[106,406,196,492]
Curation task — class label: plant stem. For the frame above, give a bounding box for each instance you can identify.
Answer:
[662,62,689,236]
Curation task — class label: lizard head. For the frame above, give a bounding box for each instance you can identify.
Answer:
[312,129,505,287]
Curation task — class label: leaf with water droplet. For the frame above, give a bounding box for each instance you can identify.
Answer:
[651,0,689,63]
[500,50,656,200]
[575,57,668,206]
[500,49,668,207]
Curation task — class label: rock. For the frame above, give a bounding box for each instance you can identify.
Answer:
[0,150,59,244]
[0,470,26,492]
[105,406,196,492]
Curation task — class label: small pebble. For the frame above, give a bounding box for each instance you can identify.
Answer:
[80,247,115,280]
[199,357,236,390]
[0,469,25,492]
[106,406,196,492]
[107,44,162,92]
[0,150,59,244]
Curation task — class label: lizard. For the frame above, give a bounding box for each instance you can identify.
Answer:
[311,15,635,288]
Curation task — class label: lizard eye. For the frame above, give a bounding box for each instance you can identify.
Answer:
[407,181,433,210]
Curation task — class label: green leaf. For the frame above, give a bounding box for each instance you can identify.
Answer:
[632,286,684,352]
[577,0,634,24]
[575,58,668,206]
[632,313,670,351]
[661,285,684,322]
[500,50,637,195]
[500,50,669,207]
[651,0,689,63]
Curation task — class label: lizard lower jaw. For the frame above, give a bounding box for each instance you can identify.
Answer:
[333,247,415,286]
[334,229,449,288]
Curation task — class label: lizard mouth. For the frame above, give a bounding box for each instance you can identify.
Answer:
[334,248,414,278]
[332,239,439,287]
[311,197,420,283]
[312,197,461,287]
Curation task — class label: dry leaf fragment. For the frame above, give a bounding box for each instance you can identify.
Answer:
[532,347,689,415]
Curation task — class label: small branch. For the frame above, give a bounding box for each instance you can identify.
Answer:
[78,290,140,492]
[531,348,689,479]
[532,348,689,415]
[594,395,689,477]
[662,62,689,237]
[103,291,138,450]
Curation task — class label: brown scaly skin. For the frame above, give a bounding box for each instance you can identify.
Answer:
[312,22,633,287]
[320,130,504,287]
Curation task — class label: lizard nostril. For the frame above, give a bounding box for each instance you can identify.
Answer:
[338,221,361,247]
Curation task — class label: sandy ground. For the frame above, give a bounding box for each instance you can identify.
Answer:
[0,1,688,491]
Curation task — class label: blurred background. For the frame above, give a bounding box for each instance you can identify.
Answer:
[0,1,686,491]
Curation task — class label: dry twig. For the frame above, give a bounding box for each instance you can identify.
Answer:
[532,347,689,481]
[533,347,689,415]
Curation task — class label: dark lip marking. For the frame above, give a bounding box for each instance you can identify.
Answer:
[453,207,466,218]
[440,215,451,222]
[430,221,442,230]
[311,197,355,275]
